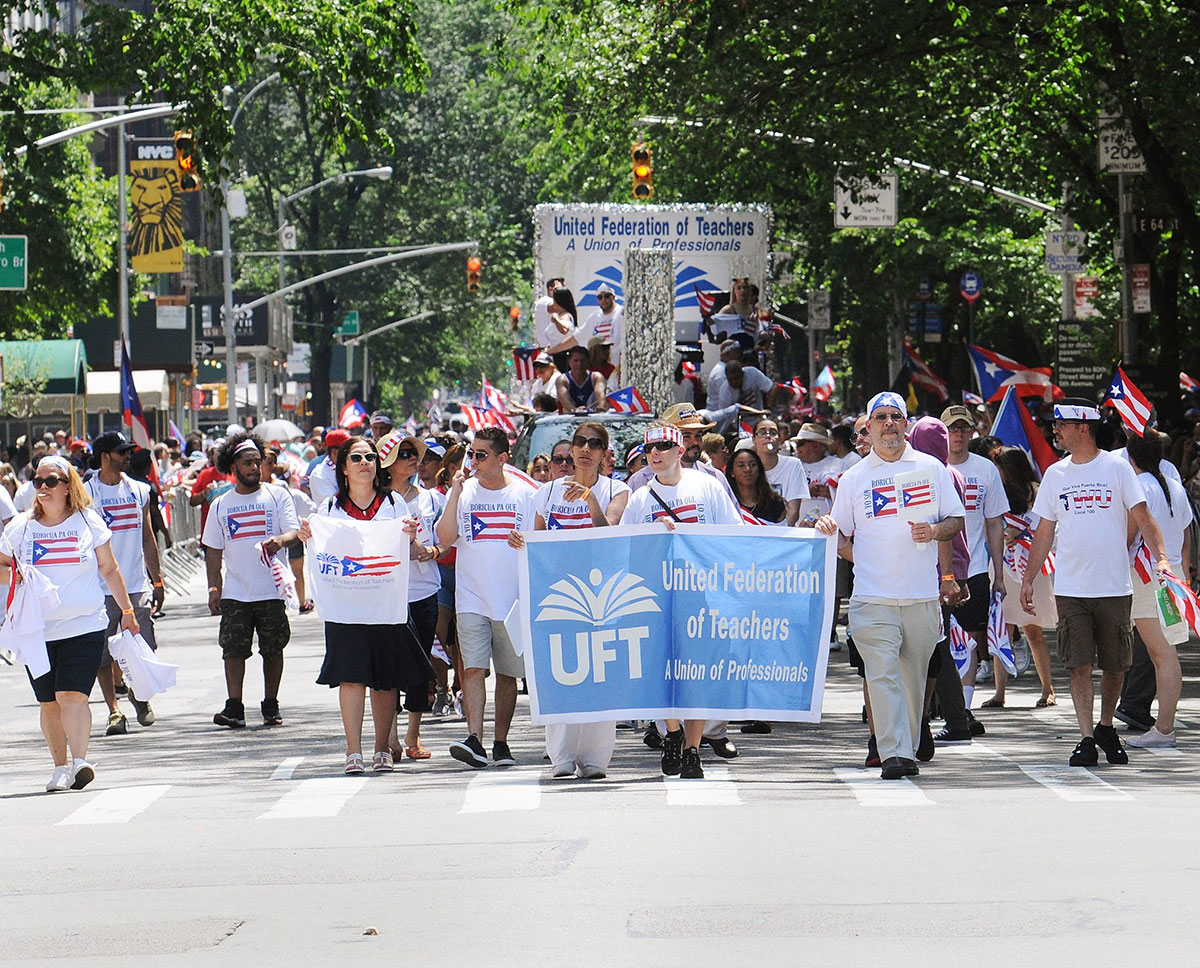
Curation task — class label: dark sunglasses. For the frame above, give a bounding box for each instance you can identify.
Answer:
[572,435,605,450]
[646,441,678,453]
[467,450,493,462]
[394,448,418,460]
[550,455,574,465]
[348,453,378,464]
[34,476,66,489]
[856,428,871,437]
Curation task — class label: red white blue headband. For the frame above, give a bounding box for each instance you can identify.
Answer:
[645,425,684,448]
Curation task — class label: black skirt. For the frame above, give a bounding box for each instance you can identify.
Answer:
[317,621,434,691]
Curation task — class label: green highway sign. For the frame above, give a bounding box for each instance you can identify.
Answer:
[0,235,28,291]
[338,310,359,336]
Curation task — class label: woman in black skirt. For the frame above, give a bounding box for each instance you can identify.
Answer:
[298,436,431,775]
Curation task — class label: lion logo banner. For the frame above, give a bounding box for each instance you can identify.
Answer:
[129,143,184,273]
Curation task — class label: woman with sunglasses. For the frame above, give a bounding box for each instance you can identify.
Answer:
[298,437,429,775]
[378,432,444,761]
[0,456,140,792]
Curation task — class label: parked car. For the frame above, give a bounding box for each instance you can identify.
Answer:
[509,412,657,477]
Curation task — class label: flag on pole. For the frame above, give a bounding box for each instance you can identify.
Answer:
[990,386,1058,477]
[901,340,949,401]
[694,285,716,317]
[480,375,509,413]
[338,398,369,429]
[966,344,1061,403]
[963,390,984,406]
[1181,372,1200,395]
[606,386,650,414]
[120,341,153,450]
[168,419,185,442]
[777,377,806,399]
[1102,365,1153,436]
[813,365,836,402]
[460,404,516,434]
[513,347,538,382]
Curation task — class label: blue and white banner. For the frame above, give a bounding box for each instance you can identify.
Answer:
[515,525,836,723]
[306,516,410,625]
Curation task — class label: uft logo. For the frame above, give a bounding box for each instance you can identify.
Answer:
[535,568,660,686]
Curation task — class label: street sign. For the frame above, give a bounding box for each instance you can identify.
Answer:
[1044,230,1087,274]
[1132,264,1151,314]
[1074,277,1100,318]
[833,172,898,228]
[0,235,28,291]
[960,271,982,303]
[917,277,932,302]
[808,289,831,330]
[194,341,216,358]
[1098,114,1146,174]
[338,310,360,336]
[1133,214,1179,235]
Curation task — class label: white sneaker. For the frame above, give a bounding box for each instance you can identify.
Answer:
[1126,726,1176,748]
[551,764,575,778]
[45,766,72,792]
[579,764,607,780]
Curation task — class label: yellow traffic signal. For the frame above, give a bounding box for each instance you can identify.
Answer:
[174,130,201,192]
[632,142,653,200]
[467,255,482,293]
[509,305,520,332]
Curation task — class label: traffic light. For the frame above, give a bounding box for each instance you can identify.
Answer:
[631,142,653,200]
[509,305,520,332]
[174,129,201,192]
[466,255,482,293]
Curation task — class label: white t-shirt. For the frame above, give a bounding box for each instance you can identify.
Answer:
[709,366,774,410]
[763,454,812,506]
[534,475,630,530]
[1032,450,1145,598]
[578,307,626,368]
[839,451,862,472]
[1132,471,1192,574]
[534,295,559,348]
[453,475,537,620]
[401,487,443,602]
[1117,448,1182,486]
[203,485,299,602]
[627,460,738,505]
[307,457,338,506]
[13,479,34,513]
[84,474,152,595]
[2,509,111,640]
[621,468,742,526]
[286,484,317,522]
[798,453,843,523]
[950,452,1010,577]
[0,485,16,523]
[830,446,966,602]
[530,373,558,403]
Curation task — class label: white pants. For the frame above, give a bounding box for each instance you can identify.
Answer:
[849,598,939,762]
[546,722,616,774]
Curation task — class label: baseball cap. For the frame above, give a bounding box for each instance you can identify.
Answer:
[92,431,137,455]
[323,429,351,450]
[939,404,974,428]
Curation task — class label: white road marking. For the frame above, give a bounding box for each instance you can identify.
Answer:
[832,768,932,806]
[270,756,305,780]
[259,777,366,819]
[459,770,542,814]
[57,785,170,825]
[1019,765,1134,801]
[663,766,742,806]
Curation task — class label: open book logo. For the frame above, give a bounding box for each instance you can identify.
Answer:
[534,568,661,626]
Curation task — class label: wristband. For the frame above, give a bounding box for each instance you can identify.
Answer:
[940,574,956,581]
[208,585,220,593]
[153,581,164,588]
[122,608,135,616]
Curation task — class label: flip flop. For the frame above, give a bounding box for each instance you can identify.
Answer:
[1036,696,1057,708]
[406,746,432,760]
[981,697,1005,708]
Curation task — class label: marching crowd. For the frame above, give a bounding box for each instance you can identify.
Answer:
[3,374,1198,792]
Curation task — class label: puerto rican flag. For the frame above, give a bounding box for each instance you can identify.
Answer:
[738,506,771,526]
[480,375,509,413]
[120,340,153,451]
[1132,539,1155,585]
[948,615,973,679]
[901,482,933,510]
[813,365,836,402]
[694,285,717,317]
[1161,567,1200,639]
[1003,511,1055,577]
[966,344,1062,403]
[469,510,517,541]
[871,486,897,517]
[778,377,806,400]
[99,501,140,533]
[546,509,593,530]
[987,592,1017,675]
[1102,365,1153,437]
[963,390,984,406]
[461,404,516,434]
[227,508,268,540]
[991,386,1059,477]
[1181,371,1200,395]
[32,536,82,566]
[901,340,949,401]
[513,347,539,382]
[607,386,650,414]
[338,398,369,430]
[652,503,700,523]
[340,555,405,578]
[738,420,754,439]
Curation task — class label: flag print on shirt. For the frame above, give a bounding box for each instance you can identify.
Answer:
[469,509,517,541]
[99,501,140,533]
[962,482,979,512]
[227,508,269,540]
[901,482,933,510]
[652,503,700,523]
[340,555,405,578]
[546,509,593,530]
[871,486,897,518]
[32,536,82,566]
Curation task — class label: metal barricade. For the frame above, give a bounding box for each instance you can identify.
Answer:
[159,489,203,594]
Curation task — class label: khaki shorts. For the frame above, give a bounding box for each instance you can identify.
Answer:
[456,611,524,678]
[1055,595,1132,671]
[1130,568,1190,646]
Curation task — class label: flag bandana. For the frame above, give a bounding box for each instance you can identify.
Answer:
[645,425,684,448]
[1052,402,1101,421]
[867,391,907,419]
[306,516,410,625]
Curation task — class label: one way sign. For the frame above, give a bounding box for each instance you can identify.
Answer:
[834,171,898,228]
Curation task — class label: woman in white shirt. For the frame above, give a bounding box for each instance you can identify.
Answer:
[0,456,140,792]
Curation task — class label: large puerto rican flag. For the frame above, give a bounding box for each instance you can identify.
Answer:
[513,347,538,382]
[901,340,949,401]
[990,386,1058,477]
[120,340,153,451]
[338,398,369,429]
[1102,365,1153,436]
[966,344,1062,403]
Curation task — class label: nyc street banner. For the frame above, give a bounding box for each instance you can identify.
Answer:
[515,525,836,724]
[306,516,410,625]
[129,142,184,273]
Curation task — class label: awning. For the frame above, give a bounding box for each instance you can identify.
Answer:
[85,369,170,411]
[0,339,88,395]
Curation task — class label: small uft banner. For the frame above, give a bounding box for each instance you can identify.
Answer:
[306,516,410,625]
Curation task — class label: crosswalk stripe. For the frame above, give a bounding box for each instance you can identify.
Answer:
[460,770,542,814]
[1019,765,1134,801]
[270,756,305,780]
[664,766,742,806]
[259,777,366,819]
[832,768,932,806]
[58,784,170,825]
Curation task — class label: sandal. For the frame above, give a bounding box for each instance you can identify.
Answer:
[406,745,432,760]
[372,750,394,773]
[1036,695,1058,708]
[344,753,365,775]
[981,697,1005,709]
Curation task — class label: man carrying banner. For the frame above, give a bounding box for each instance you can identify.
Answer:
[204,434,300,729]
[620,422,743,779]
[437,427,538,768]
[1020,399,1171,767]
[816,392,965,780]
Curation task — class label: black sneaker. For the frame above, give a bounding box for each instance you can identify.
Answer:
[864,734,881,768]
[129,692,155,727]
[261,699,283,727]
[492,740,516,766]
[916,718,935,762]
[933,726,972,745]
[681,746,704,779]
[1069,736,1099,766]
[661,728,684,776]
[1114,705,1154,733]
[449,734,488,768]
[702,737,738,758]
[642,721,663,750]
[213,699,246,729]
[114,682,128,696]
[1093,724,1129,764]
[968,716,986,737]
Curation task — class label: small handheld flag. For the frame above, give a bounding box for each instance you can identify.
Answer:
[606,386,650,414]
[1102,365,1153,437]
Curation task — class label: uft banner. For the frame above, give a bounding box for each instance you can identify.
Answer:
[515,525,835,723]
[307,516,410,625]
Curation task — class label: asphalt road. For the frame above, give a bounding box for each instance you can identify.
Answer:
[2,567,1198,966]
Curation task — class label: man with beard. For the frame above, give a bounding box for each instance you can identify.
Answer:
[203,434,300,729]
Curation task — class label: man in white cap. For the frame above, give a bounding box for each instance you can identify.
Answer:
[369,410,394,441]
[578,283,626,374]
[528,352,559,403]
[1020,397,1171,767]
[816,391,965,779]
[793,422,843,525]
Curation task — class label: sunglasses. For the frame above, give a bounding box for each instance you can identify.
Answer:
[754,428,780,438]
[348,452,378,464]
[467,450,493,462]
[646,441,678,453]
[871,413,905,425]
[597,294,613,300]
[572,435,605,450]
[34,476,66,489]
[550,455,574,465]
[856,428,871,438]
[394,449,418,460]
